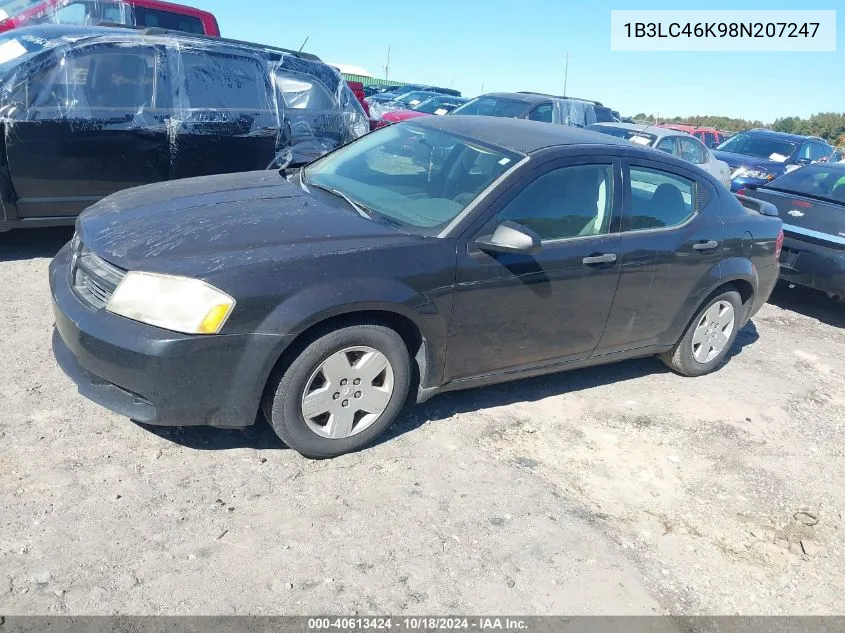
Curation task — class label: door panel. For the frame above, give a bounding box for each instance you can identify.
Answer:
[5,43,169,218]
[169,49,279,179]
[446,157,623,381]
[596,158,725,354]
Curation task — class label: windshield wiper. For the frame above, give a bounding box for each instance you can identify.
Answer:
[308,182,373,220]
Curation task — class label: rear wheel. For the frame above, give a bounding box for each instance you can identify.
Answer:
[263,323,411,459]
[661,289,743,377]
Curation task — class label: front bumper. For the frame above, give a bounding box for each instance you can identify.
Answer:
[778,236,845,296]
[50,244,291,428]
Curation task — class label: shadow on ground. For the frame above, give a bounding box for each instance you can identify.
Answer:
[768,282,845,329]
[140,321,760,454]
[0,227,74,262]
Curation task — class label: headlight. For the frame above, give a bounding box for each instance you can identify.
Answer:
[736,167,775,181]
[106,272,235,335]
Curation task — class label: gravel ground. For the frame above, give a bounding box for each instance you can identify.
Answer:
[1,227,844,616]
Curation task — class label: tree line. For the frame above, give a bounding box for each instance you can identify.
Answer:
[631,112,845,146]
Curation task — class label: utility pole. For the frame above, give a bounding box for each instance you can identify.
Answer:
[384,45,391,80]
[563,53,571,97]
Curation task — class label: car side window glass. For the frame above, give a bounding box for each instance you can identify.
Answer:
[679,138,705,164]
[810,143,830,162]
[134,7,205,34]
[28,45,156,116]
[53,3,89,25]
[627,167,696,231]
[528,104,553,123]
[181,51,269,110]
[702,132,715,147]
[496,164,614,241]
[273,70,336,110]
[655,137,675,155]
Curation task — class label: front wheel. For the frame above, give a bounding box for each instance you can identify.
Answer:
[263,323,411,459]
[661,289,743,377]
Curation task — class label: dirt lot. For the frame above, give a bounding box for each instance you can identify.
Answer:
[1,227,844,616]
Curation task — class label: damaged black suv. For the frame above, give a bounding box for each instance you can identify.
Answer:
[0,24,368,232]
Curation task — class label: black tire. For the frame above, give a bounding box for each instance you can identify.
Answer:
[263,323,411,459]
[661,288,743,377]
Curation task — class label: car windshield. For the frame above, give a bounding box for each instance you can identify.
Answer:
[414,97,466,115]
[397,91,436,106]
[766,165,845,203]
[589,125,657,147]
[717,133,798,162]
[450,96,529,118]
[303,124,523,235]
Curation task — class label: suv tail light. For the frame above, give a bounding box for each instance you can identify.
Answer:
[736,187,746,196]
[775,227,784,261]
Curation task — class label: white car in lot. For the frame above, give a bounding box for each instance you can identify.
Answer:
[589,123,732,188]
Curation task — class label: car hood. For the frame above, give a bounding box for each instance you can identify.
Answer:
[382,109,430,123]
[78,170,411,277]
[711,150,790,173]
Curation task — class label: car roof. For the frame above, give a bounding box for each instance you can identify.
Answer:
[590,122,695,140]
[479,92,554,104]
[7,24,321,61]
[413,115,632,153]
[741,128,830,143]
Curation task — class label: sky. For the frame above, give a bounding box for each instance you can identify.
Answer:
[198,0,842,123]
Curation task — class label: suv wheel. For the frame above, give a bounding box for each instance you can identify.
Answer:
[661,289,743,377]
[264,323,411,458]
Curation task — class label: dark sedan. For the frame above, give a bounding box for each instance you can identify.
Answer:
[739,163,845,302]
[50,116,783,458]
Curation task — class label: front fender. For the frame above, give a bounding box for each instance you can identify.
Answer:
[256,275,452,390]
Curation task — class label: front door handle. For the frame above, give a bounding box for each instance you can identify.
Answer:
[693,240,719,251]
[582,253,617,265]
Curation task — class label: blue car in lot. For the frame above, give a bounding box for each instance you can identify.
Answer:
[713,129,834,192]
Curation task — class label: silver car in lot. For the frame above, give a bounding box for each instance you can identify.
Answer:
[589,123,732,188]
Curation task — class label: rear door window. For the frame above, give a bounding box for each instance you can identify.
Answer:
[181,50,269,110]
[679,138,706,164]
[626,166,697,231]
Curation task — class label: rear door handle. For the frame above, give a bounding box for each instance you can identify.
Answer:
[693,240,719,251]
[582,253,617,265]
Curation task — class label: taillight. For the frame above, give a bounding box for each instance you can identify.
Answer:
[736,187,746,196]
[0,19,16,33]
[775,228,784,260]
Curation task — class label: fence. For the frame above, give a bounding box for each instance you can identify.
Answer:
[341,74,404,89]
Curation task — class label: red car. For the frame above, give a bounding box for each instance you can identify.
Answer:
[658,123,726,149]
[373,95,469,129]
[345,80,370,118]
[0,0,221,36]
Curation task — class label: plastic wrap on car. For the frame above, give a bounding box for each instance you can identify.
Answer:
[0,0,134,30]
[551,98,598,128]
[0,27,368,171]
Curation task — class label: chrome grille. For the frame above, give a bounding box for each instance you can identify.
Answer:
[71,236,126,309]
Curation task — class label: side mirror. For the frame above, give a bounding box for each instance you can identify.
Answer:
[796,157,812,166]
[474,221,542,256]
